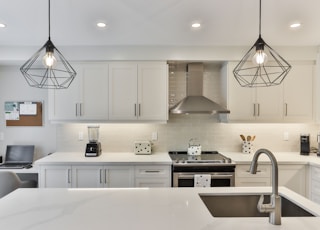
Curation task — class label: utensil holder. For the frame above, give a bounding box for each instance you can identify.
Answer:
[242,141,253,154]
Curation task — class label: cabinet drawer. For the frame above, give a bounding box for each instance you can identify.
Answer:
[135,165,170,178]
[236,164,270,178]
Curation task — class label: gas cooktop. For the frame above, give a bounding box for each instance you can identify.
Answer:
[168,151,234,165]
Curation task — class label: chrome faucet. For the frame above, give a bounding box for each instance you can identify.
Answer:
[249,149,281,225]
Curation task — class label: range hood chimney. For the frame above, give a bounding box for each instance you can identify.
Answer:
[170,63,230,115]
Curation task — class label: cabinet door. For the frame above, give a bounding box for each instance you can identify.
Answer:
[278,164,306,197]
[106,166,134,188]
[80,64,109,120]
[255,85,283,121]
[39,165,72,188]
[235,164,271,187]
[72,165,105,188]
[311,166,320,204]
[48,63,109,121]
[108,63,138,120]
[138,63,168,121]
[227,62,256,121]
[283,63,314,122]
[48,64,82,120]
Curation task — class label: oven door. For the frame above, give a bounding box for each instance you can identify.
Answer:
[173,172,235,187]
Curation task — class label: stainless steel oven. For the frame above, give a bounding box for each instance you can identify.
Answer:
[173,171,235,187]
[169,151,235,187]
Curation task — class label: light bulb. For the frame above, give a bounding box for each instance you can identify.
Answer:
[252,50,268,65]
[42,52,56,68]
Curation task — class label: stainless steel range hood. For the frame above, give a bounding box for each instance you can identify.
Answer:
[170,63,230,115]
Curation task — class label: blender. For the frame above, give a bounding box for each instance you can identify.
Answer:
[85,125,102,157]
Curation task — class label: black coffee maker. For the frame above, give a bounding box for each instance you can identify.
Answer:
[85,125,102,157]
[300,134,310,155]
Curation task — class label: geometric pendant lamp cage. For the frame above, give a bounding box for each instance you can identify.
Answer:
[233,0,291,87]
[20,0,76,89]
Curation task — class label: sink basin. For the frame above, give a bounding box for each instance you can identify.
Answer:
[200,194,314,217]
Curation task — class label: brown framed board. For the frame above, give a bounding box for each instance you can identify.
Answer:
[5,101,43,126]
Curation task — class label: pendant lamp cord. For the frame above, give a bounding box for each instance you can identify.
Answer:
[259,0,261,36]
[48,0,51,40]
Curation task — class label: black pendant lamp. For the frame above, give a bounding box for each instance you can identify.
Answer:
[20,0,76,89]
[233,0,291,87]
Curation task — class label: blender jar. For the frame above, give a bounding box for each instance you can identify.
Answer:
[88,125,100,143]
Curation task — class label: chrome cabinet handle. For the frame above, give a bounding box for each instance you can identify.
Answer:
[144,170,161,173]
[67,169,71,184]
[257,103,260,116]
[104,169,108,184]
[100,169,103,184]
[284,103,288,116]
[79,103,82,116]
[139,104,141,116]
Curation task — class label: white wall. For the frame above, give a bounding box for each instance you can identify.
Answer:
[0,65,56,160]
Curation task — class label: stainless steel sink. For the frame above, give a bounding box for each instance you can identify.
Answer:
[200,194,315,217]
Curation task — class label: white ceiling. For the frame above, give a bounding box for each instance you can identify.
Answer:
[0,0,320,47]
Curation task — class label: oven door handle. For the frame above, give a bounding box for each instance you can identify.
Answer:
[177,173,234,179]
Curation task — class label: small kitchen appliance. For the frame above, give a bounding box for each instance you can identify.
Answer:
[134,141,152,155]
[85,125,101,157]
[300,134,310,155]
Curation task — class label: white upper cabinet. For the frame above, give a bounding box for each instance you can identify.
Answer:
[283,62,314,122]
[108,62,168,121]
[48,63,109,121]
[226,61,314,122]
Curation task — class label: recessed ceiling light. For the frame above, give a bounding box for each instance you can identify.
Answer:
[0,23,6,28]
[290,22,302,29]
[97,22,107,28]
[191,23,201,28]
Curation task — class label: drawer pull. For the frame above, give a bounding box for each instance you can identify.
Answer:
[144,170,161,173]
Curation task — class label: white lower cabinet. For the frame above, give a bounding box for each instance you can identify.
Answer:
[310,165,320,204]
[39,164,170,188]
[71,165,135,188]
[39,165,72,188]
[134,165,171,187]
[235,164,271,187]
[278,164,306,197]
[235,163,307,197]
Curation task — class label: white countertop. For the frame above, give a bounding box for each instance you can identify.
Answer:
[35,151,320,166]
[35,152,172,165]
[221,151,320,166]
[1,187,320,230]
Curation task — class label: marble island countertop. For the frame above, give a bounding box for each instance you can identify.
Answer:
[1,187,320,230]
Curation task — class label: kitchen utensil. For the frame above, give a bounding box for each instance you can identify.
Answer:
[252,135,256,141]
[240,134,246,141]
[247,136,251,141]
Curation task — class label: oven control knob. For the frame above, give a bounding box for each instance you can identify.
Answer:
[224,158,232,163]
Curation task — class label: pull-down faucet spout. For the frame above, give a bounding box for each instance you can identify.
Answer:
[249,148,281,225]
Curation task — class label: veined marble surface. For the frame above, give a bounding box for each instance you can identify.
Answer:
[1,187,320,230]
